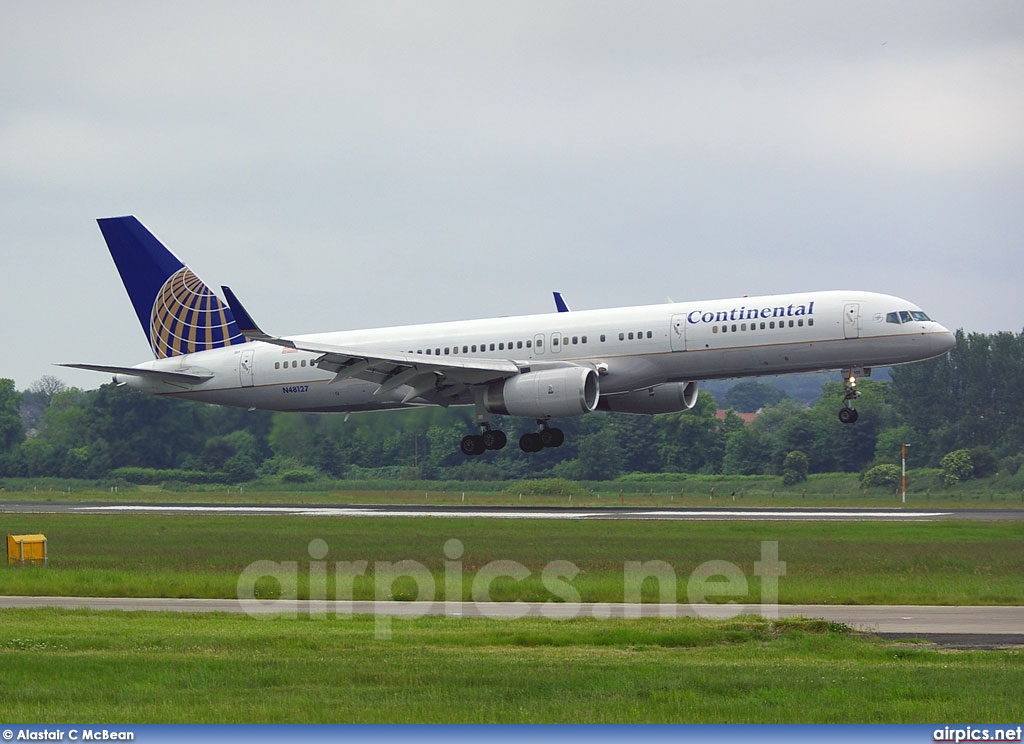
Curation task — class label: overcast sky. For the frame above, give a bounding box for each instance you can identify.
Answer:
[2,1,1022,391]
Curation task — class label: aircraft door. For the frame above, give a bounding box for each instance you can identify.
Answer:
[671,314,687,352]
[534,334,545,356]
[239,349,255,387]
[550,332,562,354]
[844,303,860,339]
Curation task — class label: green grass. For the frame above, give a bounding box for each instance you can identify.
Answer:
[5,471,1024,508]
[1,610,1021,722]
[1,515,1022,605]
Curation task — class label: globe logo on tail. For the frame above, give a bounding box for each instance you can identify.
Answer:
[149,267,245,358]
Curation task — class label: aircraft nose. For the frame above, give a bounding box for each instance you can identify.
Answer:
[935,325,956,354]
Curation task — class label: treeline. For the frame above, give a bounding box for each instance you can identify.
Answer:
[1,330,1022,485]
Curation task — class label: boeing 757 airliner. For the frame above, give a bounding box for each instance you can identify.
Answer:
[62,217,955,455]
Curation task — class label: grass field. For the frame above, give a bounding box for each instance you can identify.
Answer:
[1,514,1022,605]
[1,610,1022,723]
[6,470,1024,508]
[1,493,1022,723]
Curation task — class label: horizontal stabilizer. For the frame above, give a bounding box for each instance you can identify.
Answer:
[57,363,213,384]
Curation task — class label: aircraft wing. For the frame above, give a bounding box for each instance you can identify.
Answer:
[56,363,213,384]
[221,285,526,404]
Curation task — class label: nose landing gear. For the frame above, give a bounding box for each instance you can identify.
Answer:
[838,369,861,424]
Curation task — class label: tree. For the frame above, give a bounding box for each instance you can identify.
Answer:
[30,376,67,407]
[656,393,728,473]
[724,381,787,413]
[576,427,626,480]
[0,379,25,457]
[722,426,773,475]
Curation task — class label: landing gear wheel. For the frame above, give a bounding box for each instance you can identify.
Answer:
[519,432,544,453]
[482,429,507,450]
[838,407,859,424]
[540,427,564,448]
[460,434,486,456]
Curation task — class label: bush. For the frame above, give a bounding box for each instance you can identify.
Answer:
[502,477,591,499]
[940,449,973,486]
[781,451,809,486]
[280,468,319,484]
[968,446,998,478]
[861,464,901,489]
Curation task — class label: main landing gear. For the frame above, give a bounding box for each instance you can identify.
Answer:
[460,426,508,456]
[459,422,565,456]
[838,369,861,424]
[519,424,564,453]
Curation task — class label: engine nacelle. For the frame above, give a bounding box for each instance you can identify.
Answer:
[484,367,599,419]
[597,381,698,415]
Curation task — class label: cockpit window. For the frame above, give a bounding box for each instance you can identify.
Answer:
[887,309,933,324]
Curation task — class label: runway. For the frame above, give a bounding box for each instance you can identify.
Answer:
[1,596,1021,646]
[4,500,1021,520]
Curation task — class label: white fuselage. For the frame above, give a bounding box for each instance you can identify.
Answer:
[116,290,954,414]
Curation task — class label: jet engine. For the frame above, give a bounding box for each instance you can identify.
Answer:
[596,381,698,415]
[484,367,599,419]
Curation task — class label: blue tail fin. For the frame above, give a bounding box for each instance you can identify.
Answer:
[97,216,246,359]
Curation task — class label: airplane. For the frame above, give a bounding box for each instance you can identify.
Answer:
[61,216,956,456]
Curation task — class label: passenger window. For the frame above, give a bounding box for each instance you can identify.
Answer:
[808,319,814,327]
[490,344,495,351]
[628,332,634,340]
[274,362,280,369]
[798,319,804,327]
[517,341,523,349]
[581,336,587,344]
[526,340,532,348]
[499,343,505,350]
[301,359,307,367]
[600,334,606,342]
[618,333,625,341]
